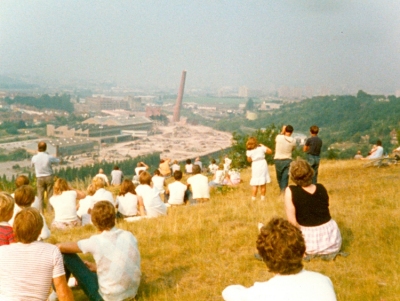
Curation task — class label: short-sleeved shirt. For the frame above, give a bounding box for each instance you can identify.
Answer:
[115,192,139,216]
[135,185,167,217]
[50,190,79,222]
[78,227,141,301]
[0,241,65,300]
[168,181,187,205]
[92,188,115,206]
[274,135,296,160]
[0,222,14,246]
[305,136,322,156]
[187,174,210,199]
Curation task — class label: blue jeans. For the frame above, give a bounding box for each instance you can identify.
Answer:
[274,159,292,192]
[62,254,103,301]
[307,154,320,184]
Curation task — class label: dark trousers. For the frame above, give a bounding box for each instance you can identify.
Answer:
[274,159,292,192]
[307,154,320,184]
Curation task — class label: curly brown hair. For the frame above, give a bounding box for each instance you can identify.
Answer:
[256,217,305,275]
[246,137,258,150]
[289,157,314,187]
[91,201,115,231]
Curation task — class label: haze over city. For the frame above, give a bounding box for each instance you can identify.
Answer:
[1,0,400,94]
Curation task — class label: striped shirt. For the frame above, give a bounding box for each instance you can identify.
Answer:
[0,241,65,300]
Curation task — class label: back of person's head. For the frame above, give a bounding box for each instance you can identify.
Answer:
[160,159,165,164]
[186,159,192,164]
[86,184,96,196]
[192,164,201,175]
[99,168,104,174]
[289,158,314,187]
[54,178,69,195]
[154,169,161,176]
[91,201,115,231]
[139,171,152,185]
[376,140,382,146]
[113,165,119,170]
[14,185,35,207]
[246,137,258,150]
[14,207,43,243]
[173,160,178,164]
[92,177,105,190]
[38,141,47,152]
[257,217,305,275]
[211,159,216,164]
[173,170,183,181]
[218,163,224,170]
[310,125,319,134]
[119,179,136,196]
[0,192,14,221]
[137,162,144,167]
[285,125,294,133]
[15,175,30,188]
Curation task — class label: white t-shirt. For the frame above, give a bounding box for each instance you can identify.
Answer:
[213,170,226,185]
[222,269,337,301]
[135,166,147,176]
[135,184,167,218]
[92,188,115,206]
[111,170,123,185]
[185,164,193,174]
[0,241,65,301]
[167,181,187,205]
[187,174,210,199]
[77,195,94,225]
[95,173,109,185]
[116,192,139,216]
[274,134,296,160]
[171,164,181,173]
[369,145,384,159]
[78,228,141,301]
[152,175,165,194]
[209,163,219,174]
[50,190,78,222]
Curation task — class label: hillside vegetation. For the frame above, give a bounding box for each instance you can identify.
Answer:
[43,160,400,301]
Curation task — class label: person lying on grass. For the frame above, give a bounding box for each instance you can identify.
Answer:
[57,201,141,301]
[222,217,337,301]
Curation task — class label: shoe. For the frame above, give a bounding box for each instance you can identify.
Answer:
[68,276,78,288]
[260,196,265,201]
[251,196,256,201]
[48,291,58,301]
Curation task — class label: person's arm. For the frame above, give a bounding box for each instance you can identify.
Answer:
[57,242,82,254]
[284,187,298,227]
[53,275,74,301]
[247,156,252,163]
[303,144,309,152]
[75,190,86,200]
[142,162,149,170]
[137,196,146,216]
[84,260,97,272]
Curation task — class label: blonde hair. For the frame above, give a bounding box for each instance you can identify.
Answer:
[0,192,14,221]
[86,184,96,196]
[14,207,43,243]
[54,178,69,195]
[92,177,105,190]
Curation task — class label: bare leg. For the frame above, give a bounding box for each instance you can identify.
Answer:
[260,184,266,196]
[252,186,258,197]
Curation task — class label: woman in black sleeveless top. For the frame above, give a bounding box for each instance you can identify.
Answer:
[285,158,342,257]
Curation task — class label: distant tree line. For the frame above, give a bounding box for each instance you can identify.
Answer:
[5,94,74,113]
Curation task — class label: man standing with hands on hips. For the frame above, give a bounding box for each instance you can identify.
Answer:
[274,125,296,193]
[31,141,60,213]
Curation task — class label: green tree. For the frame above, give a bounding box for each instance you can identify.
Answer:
[245,98,254,111]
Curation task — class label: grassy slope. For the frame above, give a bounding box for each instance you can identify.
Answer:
[48,160,400,301]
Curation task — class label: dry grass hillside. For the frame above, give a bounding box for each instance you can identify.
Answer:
[47,159,400,301]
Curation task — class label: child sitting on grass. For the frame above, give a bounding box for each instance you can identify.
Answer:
[0,192,15,246]
[136,171,167,217]
[57,201,141,301]
[164,170,189,206]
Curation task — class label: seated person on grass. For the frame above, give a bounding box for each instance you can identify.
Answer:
[187,164,210,203]
[0,192,14,246]
[222,217,337,301]
[115,179,145,218]
[11,174,41,212]
[57,201,141,301]
[209,163,226,187]
[0,207,73,301]
[364,140,384,160]
[10,185,51,240]
[165,170,189,206]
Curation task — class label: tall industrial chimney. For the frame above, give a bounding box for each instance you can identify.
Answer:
[173,70,187,122]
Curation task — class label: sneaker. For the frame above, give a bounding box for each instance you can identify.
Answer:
[68,276,78,288]
[260,196,265,201]
[48,291,58,301]
[251,196,256,201]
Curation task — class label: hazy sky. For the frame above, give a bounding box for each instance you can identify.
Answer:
[1,0,400,93]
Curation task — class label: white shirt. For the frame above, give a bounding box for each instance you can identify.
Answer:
[135,166,147,176]
[135,184,167,218]
[171,164,181,173]
[152,175,165,194]
[187,174,210,199]
[77,195,94,225]
[167,181,187,205]
[50,190,79,223]
[78,228,141,301]
[92,188,115,206]
[0,241,65,301]
[31,151,60,177]
[209,163,219,174]
[95,173,109,185]
[116,192,139,216]
[369,146,384,159]
[274,134,296,160]
[222,270,337,301]
[111,170,123,185]
[185,164,193,173]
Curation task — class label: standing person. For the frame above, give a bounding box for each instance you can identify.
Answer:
[110,165,123,186]
[222,218,337,301]
[57,201,141,301]
[246,137,272,201]
[31,141,60,213]
[95,168,109,186]
[285,158,342,259]
[303,125,323,184]
[0,207,74,301]
[274,125,296,193]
